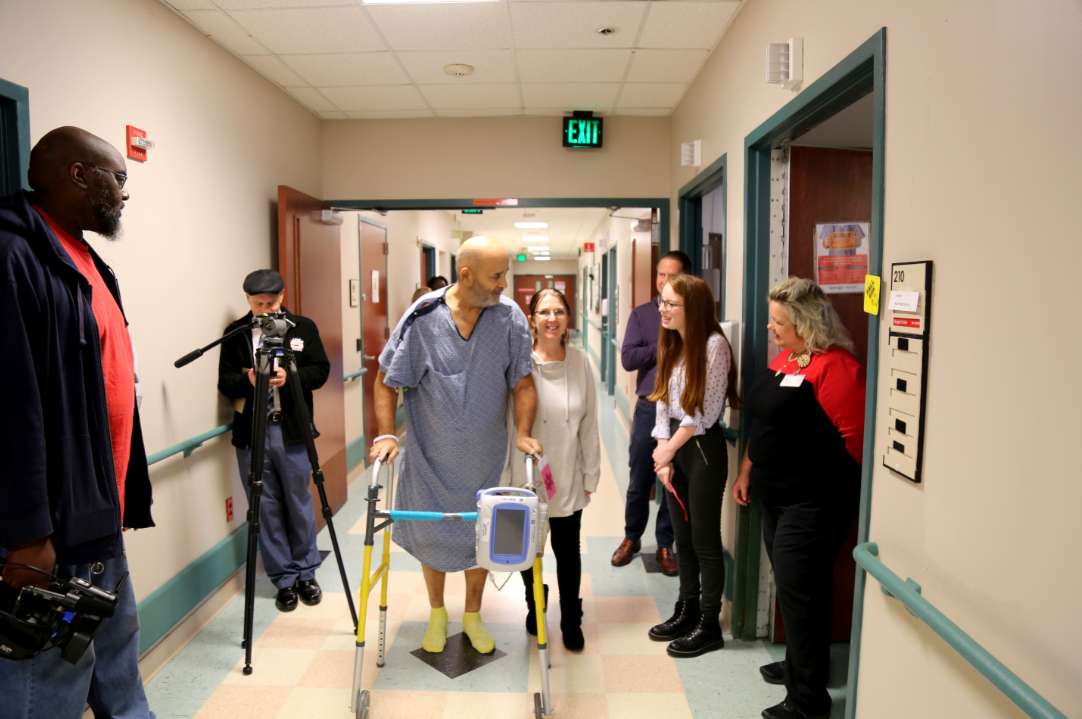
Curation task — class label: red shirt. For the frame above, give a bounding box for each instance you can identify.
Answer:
[35,208,134,520]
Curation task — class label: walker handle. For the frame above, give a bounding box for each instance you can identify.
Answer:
[369,457,388,490]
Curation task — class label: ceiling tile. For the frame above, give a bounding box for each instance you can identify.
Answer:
[625,49,709,83]
[216,0,354,8]
[517,49,631,83]
[366,4,512,51]
[397,50,516,85]
[435,109,524,117]
[638,1,740,49]
[522,108,580,116]
[510,3,647,49]
[617,83,686,108]
[521,83,619,109]
[320,85,429,112]
[229,7,385,54]
[419,84,520,110]
[286,87,337,112]
[346,110,435,119]
[243,54,308,86]
[182,9,266,55]
[320,111,349,119]
[165,0,216,9]
[281,53,410,86]
[614,108,672,116]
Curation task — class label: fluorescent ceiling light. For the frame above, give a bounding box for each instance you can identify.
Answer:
[522,235,549,242]
[515,222,548,229]
[534,257,552,261]
[527,246,549,251]
[364,0,496,4]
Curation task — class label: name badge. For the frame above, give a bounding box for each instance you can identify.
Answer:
[780,374,805,387]
[290,338,304,351]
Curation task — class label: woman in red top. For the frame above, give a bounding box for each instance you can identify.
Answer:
[734,278,865,719]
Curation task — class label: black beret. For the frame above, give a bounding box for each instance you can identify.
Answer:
[243,269,284,295]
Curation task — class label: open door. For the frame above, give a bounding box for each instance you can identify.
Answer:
[359,217,389,460]
[278,186,346,525]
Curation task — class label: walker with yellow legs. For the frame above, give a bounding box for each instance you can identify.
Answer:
[349,456,553,719]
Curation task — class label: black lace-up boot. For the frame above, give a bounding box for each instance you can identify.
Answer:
[648,597,701,641]
[666,612,725,658]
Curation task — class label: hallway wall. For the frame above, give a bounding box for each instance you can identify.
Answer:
[322,117,670,201]
[669,1,1082,716]
[0,0,322,630]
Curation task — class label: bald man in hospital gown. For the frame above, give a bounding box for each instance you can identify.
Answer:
[369,237,542,654]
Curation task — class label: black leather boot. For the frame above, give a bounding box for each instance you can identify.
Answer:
[524,583,549,636]
[560,598,584,651]
[648,597,700,641]
[667,612,725,658]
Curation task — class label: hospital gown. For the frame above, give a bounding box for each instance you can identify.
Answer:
[379,288,533,572]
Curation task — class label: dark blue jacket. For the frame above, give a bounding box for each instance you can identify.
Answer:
[621,299,663,399]
[0,191,153,565]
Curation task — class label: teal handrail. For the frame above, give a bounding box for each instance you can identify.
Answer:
[587,317,603,331]
[610,337,621,350]
[853,542,1068,719]
[147,423,233,465]
[344,367,367,381]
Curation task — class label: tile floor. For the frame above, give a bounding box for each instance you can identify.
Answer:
[144,374,849,719]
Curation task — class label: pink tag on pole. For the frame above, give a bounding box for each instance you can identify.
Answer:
[538,456,556,501]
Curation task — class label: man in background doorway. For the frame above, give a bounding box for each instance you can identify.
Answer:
[612,251,691,576]
[217,270,330,613]
[370,237,541,656]
[1,126,155,719]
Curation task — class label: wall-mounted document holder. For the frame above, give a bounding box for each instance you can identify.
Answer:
[882,261,932,483]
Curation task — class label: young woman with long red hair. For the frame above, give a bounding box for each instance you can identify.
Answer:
[646,274,740,658]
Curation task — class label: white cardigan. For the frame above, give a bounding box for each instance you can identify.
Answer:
[501,346,601,518]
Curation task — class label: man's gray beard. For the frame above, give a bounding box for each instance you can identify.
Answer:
[92,183,123,241]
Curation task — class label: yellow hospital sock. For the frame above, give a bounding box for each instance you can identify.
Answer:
[422,607,448,653]
[462,612,495,654]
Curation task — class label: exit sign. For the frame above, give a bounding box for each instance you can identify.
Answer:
[517,254,527,261]
[563,116,603,148]
[462,209,483,214]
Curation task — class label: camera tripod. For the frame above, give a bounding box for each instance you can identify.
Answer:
[176,315,358,675]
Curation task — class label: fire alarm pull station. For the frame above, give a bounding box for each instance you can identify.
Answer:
[882,260,933,483]
[126,125,154,162]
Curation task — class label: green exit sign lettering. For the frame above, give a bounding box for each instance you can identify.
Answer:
[462,209,483,214]
[563,117,603,148]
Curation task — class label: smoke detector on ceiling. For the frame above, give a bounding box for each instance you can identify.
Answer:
[444,64,474,77]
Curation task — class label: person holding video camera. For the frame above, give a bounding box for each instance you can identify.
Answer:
[218,270,330,613]
[1,127,155,719]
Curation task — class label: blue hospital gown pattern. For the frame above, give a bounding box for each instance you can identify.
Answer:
[379,289,533,572]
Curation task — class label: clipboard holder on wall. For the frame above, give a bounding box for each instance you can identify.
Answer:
[882,261,933,483]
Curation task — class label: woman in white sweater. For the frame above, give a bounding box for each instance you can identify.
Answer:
[502,289,600,650]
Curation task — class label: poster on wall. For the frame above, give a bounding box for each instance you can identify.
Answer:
[814,222,870,294]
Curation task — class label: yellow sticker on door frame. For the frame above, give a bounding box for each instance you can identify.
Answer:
[864,275,881,315]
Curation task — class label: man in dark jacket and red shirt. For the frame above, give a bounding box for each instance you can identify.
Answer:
[0,127,154,718]
[217,270,330,612]
[611,251,690,576]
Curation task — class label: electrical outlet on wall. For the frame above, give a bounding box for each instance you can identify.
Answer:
[226,497,233,522]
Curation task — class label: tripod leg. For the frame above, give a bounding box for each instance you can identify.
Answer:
[242,349,274,676]
[284,353,359,628]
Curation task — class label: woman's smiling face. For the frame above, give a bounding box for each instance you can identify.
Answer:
[533,293,568,343]
[767,301,804,352]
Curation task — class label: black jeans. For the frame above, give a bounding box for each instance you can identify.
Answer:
[665,420,728,615]
[754,469,859,716]
[521,510,583,605]
[625,399,674,549]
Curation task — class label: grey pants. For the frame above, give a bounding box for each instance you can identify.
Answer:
[237,423,322,589]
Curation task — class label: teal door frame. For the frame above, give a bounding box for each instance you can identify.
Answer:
[599,250,609,384]
[605,246,618,395]
[0,77,31,194]
[678,153,728,319]
[421,242,436,283]
[737,29,886,719]
[348,214,389,470]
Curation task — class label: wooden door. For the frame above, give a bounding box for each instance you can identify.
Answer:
[360,219,389,462]
[277,186,346,526]
[770,145,871,644]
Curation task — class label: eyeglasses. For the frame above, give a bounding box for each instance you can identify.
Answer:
[536,309,567,318]
[658,299,684,311]
[87,164,128,189]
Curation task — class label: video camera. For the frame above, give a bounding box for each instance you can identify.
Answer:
[254,311,293,339]
[0,565,124,665]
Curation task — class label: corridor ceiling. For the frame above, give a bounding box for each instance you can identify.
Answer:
[161,0,744,119]
[455,206,611,259]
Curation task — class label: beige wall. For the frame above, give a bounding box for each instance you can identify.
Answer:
[671,0,1082,716]
[0,0,323,601]
[322,117,670,201]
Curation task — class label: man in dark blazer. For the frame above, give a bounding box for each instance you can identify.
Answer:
[218,270,330,612]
